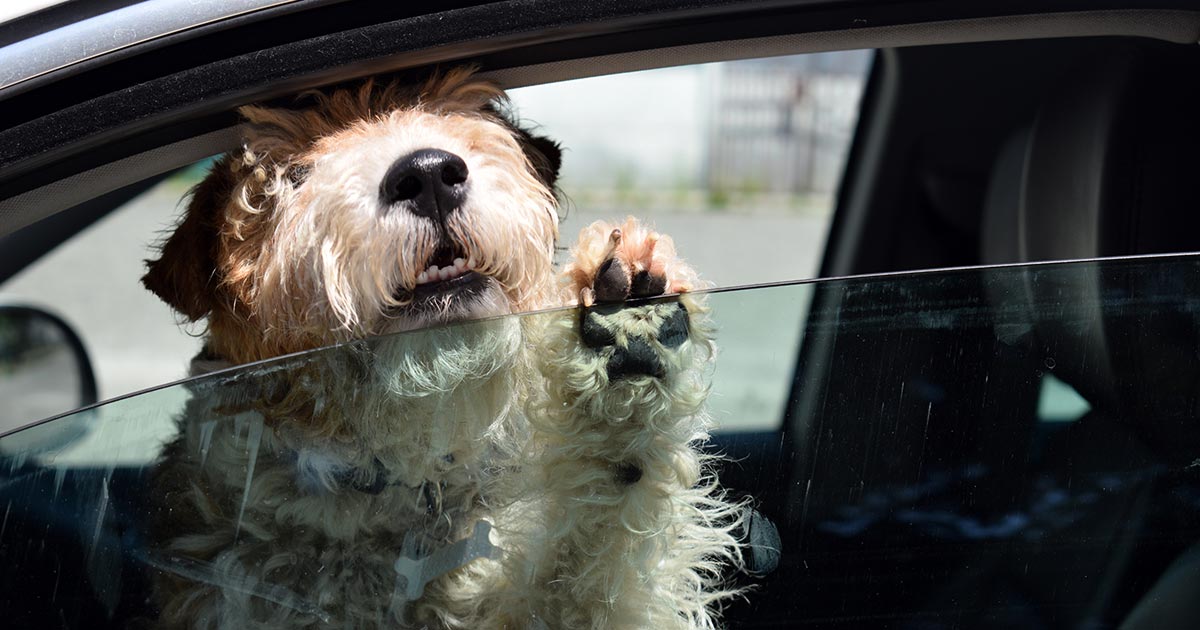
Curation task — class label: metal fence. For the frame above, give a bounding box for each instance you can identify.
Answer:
[705,53,869,199]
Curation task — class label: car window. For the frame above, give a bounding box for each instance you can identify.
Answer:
[0,165,209,404]
[2,255,1199,628]
[0,50,872,430]
[508,51,871,287]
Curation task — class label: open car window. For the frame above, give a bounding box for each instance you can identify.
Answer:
[509,50,871,287]
[3,254,1200,627]
[0,50,871,416]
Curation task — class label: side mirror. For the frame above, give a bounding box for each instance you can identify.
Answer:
[0,305,97,441]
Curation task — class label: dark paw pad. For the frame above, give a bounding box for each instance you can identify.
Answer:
[580,305,619,348]
[606,337,664,380]
[658,302,689,348]
[594,258,630,303]
[591,255,669,304]
[630,269,667,298]
[579,301,690,380]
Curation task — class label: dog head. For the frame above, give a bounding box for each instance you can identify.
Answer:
[144,68,562,364]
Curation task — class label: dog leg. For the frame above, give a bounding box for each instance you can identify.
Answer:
[513,218,744,630]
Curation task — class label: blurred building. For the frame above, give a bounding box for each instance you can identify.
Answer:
[705,51,871,198]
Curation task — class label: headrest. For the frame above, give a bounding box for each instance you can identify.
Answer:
[982,45,1200,463]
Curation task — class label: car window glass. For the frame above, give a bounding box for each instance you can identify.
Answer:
[508,50,870,431]
[2,255,1199,628]
[1037,372,1091,423]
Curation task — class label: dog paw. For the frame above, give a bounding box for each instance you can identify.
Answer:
[579,300,690,380]
[567,217,692,307]
[565,218,702,380]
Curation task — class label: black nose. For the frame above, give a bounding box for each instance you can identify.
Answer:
[380,149,469,220]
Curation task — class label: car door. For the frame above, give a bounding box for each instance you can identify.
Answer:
[5,254,1200,627]
[3,2,1200,628]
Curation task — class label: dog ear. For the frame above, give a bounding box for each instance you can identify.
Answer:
[480,101,562,189]
[522,133,562,189]
[142,159,232,321]
[507,124,562,190]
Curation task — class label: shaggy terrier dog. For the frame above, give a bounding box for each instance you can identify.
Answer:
[141,68,743,629]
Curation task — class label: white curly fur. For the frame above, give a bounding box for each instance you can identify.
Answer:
[143,69,745,630]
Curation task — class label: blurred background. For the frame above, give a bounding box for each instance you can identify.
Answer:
[0,50,872,434]
[516,52,869,284]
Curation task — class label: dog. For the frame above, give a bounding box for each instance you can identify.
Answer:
[141,67,744,629]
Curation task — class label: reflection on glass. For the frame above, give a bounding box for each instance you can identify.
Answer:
[0,308,89,439]
[1037,373,1092,423]
[2,255,1200,628]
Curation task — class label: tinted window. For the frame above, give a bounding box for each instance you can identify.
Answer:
[2,255,1199,628]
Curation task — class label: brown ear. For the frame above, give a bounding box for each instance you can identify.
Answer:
[142,158,233,321]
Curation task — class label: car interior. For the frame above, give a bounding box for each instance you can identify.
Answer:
[715,35,1200,628]
[3,3,1200,628]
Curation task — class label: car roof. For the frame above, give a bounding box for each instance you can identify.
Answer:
[0,0,1196,244]
[0,0,337,95]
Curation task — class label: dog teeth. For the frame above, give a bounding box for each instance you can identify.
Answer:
[416,258,473,286]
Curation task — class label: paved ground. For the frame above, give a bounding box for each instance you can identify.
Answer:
[1,182,829,456]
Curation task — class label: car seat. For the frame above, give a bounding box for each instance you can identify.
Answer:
[980,42,1200,628]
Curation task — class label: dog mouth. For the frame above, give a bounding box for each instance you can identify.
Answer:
[415,245,474,288]
[396,244,489,302]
